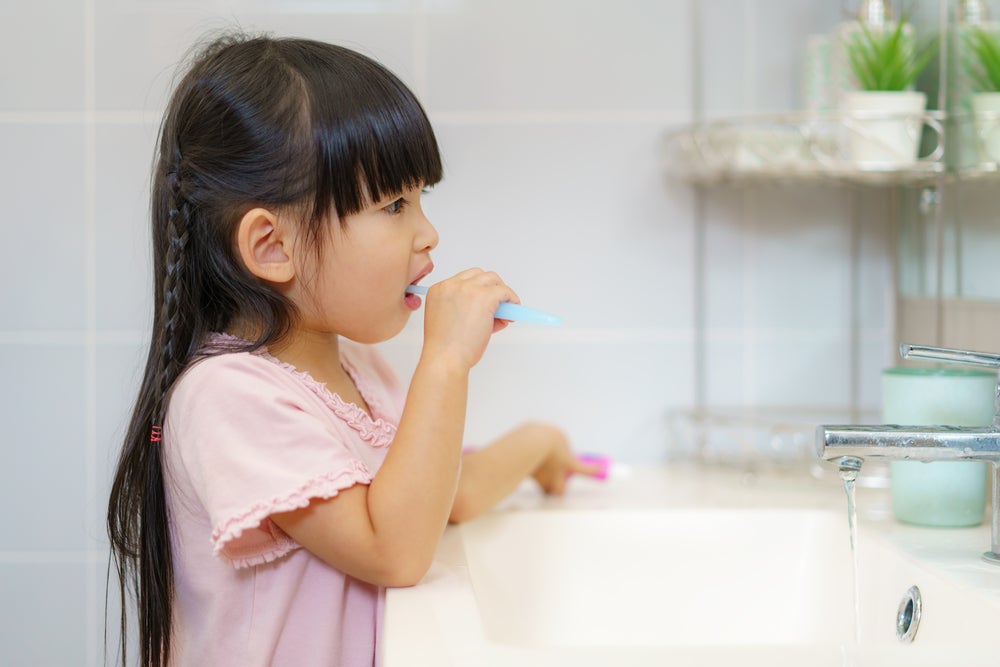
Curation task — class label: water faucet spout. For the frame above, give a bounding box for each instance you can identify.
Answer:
[815,343,1000,565]
[837,456,863,481]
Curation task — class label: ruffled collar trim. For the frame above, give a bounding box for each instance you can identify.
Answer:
[208,332,396,448]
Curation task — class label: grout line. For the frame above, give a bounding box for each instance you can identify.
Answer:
[690,0,706,409]
[428,109,690,126]
[741,188,757,405]
[689,0,703,123]
[389,326,698,346]
[744,0,757,111]
[411,0,429,103]
[83,0,99,662]
[0,331,149,344]
[848,186,861,417]
[0,326,886,346]
[704,327,890,343]
[0,110,157,124]
[0,109,687,127]
[0,550,106,564]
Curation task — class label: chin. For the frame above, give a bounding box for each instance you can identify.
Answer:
[343,314,410,345]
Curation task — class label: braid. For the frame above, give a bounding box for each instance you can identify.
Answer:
[123,158,191,667]
[154,168,191,420]
[106,178,187,667]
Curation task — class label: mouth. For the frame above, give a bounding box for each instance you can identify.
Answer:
[410,262,434,287]
[405,262,433,311]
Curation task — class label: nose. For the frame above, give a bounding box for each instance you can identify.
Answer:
[415,208,439,253]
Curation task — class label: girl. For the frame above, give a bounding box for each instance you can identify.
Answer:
[106,32,598,667]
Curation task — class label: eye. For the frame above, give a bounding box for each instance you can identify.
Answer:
[383,197,407,215]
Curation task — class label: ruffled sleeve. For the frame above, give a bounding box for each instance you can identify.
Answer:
[165,351,382,569]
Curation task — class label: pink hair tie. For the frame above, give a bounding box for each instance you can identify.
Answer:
[150,425,163,443]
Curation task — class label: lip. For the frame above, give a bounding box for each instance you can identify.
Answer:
[410,262,434,287]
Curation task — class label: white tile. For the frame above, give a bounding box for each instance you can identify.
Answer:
[0,344,88,551]
[856,190,892,328]
[93,555,136,667]
[702,188,749,329]
[751,2,842,113]
[702,186,857,334]
[699,0,840,116]
[464,339,692,464]
[859,335,894,410]
[746,335,851,407]
[425,0,691,112]
[0,562,87,666]
[426,122,695,329]
[699,0,749,117]
[93,4,417,111]
[703,330,746,406]
[0,1,86,111]
[94,342,148,547]
[96,123,159,332]
[743,186,851,330]
[0,124,87,332]
[955,183,1000,300]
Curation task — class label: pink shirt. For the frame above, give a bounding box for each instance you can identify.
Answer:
[163,334,405,666]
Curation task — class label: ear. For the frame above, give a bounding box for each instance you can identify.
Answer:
[236,208,295,284]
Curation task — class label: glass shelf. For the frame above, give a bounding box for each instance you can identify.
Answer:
[663,110,1000,187]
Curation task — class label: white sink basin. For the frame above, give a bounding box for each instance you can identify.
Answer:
[383,468,1000,666]
[462,508,853,648]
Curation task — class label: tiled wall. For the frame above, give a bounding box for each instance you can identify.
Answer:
[0,1,895,664]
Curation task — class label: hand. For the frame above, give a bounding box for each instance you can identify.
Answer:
[529,425,604,496]
[421,268,519,370]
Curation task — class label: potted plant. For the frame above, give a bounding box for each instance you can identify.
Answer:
[840,15,937,165]
[966,26,1000,163]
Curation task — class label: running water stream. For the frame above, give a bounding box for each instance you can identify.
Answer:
[839,456,864,647]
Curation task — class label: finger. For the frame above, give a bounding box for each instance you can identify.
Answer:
[452,267,485,280]
[546,475,567,496]
[564,461,602,478]
[571,456,608,479]
[470,271,521,305]
[502,288,521,306]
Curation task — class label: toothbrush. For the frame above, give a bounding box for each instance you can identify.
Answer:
[577,454,611,480]
[405,284,563,326]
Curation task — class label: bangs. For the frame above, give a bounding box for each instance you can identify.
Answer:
[296,42,442,220]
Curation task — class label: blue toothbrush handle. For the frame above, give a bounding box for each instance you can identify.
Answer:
[493,301,562,326]
[405,285,562,326]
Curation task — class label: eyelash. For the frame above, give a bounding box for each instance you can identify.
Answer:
[384,187,431,215]
[384,198,408,215]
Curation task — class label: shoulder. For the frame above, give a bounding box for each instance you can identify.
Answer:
[169,347,314,421]
[177,349,288,391]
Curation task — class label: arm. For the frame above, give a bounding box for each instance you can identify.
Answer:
[449,422,601,524]
[271,270,514,587]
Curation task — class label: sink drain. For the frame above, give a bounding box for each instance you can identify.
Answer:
[896,585,922,643]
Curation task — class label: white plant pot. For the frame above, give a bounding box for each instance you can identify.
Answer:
[839,90,928,165]
[971,92,1000,165]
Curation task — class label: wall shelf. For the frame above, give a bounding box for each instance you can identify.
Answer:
[663,110,1000,187]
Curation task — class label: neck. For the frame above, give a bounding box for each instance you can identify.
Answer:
[269,327,341,372]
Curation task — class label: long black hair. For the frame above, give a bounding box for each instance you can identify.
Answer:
[106,32,442,667]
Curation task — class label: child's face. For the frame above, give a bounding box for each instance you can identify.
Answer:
[292,183,438,343]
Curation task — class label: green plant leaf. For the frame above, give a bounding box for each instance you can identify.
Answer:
[844,13,936,92]
[967,27,1000,92]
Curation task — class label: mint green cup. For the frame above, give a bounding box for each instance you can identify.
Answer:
[884,367,994,528]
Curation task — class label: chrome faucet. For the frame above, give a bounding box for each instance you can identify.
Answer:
[816,343,1000,565]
